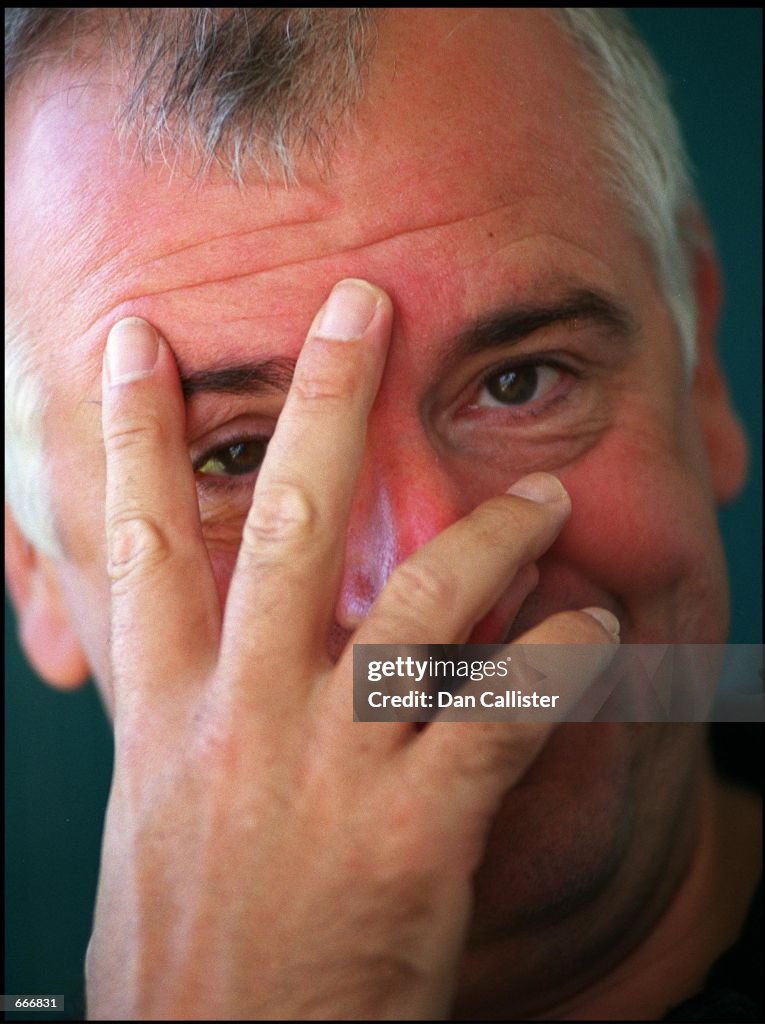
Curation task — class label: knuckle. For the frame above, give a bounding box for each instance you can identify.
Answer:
[107,514,171,584]
[385,559,458,620]
[467,725,550,780]
[242,480,318,549]
[473,494,563,558]
[291,345,361,404]
[482,494,542,534]
[467,498,523,548]
[104,413,167,458]
[290,371,356,405]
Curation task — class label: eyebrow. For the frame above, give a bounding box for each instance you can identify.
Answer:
[180,356,296,399]
[178,287,637,399]
[454,287,638,358]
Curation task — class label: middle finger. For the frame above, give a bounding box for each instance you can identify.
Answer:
[220,279,393,678]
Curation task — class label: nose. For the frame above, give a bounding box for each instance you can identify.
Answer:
[335,428,466,630]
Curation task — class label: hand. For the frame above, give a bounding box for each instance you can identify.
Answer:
[86,279,619,1020]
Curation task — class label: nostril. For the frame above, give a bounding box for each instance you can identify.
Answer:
[335,567,386,631]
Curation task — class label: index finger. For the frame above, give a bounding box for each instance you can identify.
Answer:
[102,318,221,709]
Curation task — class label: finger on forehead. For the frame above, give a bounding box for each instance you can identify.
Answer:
[219,281,394,681]
[102,319,221,712]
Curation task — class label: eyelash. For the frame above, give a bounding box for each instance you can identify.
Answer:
[193,358,577,487]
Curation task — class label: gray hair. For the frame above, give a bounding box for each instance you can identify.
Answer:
[548,8,700,373]
[5,8,704,559]
[5,8,377,182]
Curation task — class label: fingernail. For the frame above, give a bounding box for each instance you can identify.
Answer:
[314,279,380,341]
[507,473,570,506]
[582,606,621,640]
[106,317,159,384]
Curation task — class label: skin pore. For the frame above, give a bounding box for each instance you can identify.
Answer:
[5,8,759,1020]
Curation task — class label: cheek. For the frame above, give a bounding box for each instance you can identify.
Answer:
[472,723,633,935]
[555,433,729,639]
[562,448,685,581]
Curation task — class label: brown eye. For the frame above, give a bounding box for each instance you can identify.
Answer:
[478,364,560,407]
[196,438,268,477]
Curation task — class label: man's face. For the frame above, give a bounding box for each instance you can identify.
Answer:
[6,7,736,959]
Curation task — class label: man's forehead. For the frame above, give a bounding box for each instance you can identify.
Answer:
[7,7,601,226]
[6,7,628,381]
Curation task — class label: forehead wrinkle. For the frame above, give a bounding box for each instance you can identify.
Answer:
[13,11,624,364]
[71,213,633,413]
[458,229,623,287]
[51,142,635,407]
[122,208,341,268]
[97,195,525,305]
[67,195,528,374]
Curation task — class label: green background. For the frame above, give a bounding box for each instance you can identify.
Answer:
[5,9,762,1019]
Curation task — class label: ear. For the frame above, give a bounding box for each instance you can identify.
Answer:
[690,238,748,505]
[5,505,89,689]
